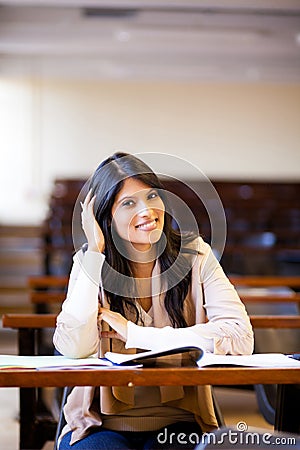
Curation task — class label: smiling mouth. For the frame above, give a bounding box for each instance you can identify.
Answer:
[135,219,158,231]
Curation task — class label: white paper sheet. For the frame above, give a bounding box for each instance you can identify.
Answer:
[197,352,300,368]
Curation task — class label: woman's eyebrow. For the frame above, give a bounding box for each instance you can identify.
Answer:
[116,195,136,205]
[116,188,155,205]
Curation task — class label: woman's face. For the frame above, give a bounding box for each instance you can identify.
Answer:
[111,177,165,252]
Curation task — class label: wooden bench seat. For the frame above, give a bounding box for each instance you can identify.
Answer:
[229,275,300,288]
[28,275,300,289]
[27,275,300,310]
[3,313,300,332]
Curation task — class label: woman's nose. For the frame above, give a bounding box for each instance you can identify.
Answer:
[137,201,152,217]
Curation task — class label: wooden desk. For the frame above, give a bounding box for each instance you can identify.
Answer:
[0,366,299,449]
[0,366,299,388]
[3,312,300,449]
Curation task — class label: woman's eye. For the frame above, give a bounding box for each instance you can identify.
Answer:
[148,191,158,200]
[122,199,135,207]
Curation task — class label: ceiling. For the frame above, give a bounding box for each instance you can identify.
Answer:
[1,0,300,82]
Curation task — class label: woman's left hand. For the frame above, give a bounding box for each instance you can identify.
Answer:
[99,307,128,342]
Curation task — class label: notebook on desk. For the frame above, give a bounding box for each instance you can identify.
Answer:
[0,347,299,370]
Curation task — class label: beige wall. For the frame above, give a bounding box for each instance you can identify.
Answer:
[1,78,300,224]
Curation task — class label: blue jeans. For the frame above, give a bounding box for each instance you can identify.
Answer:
[59,422,202,449]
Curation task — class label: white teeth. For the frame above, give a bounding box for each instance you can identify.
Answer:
[137,220,156,230]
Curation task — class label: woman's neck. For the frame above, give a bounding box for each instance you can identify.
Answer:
[130,261,154,312]
[124,241,157,268]
[131,260,155,279]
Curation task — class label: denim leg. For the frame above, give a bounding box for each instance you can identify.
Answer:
[59,422,202,450]
[59,429,132,450]
[143,422,203,449]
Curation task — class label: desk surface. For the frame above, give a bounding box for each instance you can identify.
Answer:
[0,366,299,388]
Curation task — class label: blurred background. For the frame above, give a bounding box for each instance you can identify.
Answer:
[1,0,300,221]
[0,2,300,448]
[0,0,299,304]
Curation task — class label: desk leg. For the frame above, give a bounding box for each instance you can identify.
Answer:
[19,387,40,449]
[19,328,40,449]
[275,384,300,433]
[18,328,57,449]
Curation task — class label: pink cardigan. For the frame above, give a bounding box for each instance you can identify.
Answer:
[54,237,254,445]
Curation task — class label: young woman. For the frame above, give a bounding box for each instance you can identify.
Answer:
[54,152,253,449]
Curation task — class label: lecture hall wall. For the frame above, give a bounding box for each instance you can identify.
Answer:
[1,78,300,224]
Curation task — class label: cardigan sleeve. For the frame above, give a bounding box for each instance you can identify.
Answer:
[126,239,254,356]
[53,249,105,358]
[196,241,254,355]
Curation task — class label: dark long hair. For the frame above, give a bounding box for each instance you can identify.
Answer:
[89,152,197,328]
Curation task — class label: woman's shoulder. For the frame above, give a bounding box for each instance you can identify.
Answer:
[73,244,106,264]
[72,243,87,261]
[182,235,210,255]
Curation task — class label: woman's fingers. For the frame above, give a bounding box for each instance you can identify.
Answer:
[83,189,93,205]
[101,330,124,341]
[80,190,105,252]
[81,190,95,212]
[99,307,128,341]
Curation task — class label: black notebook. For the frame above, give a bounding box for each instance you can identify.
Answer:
[104,346,203,367]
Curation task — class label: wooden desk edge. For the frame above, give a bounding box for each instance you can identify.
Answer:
[0,367,299,388]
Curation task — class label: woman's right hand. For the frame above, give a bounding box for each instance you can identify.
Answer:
[80,190,105,253]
